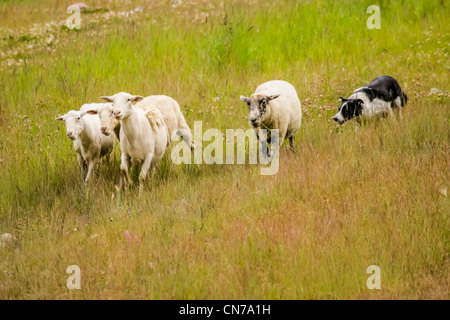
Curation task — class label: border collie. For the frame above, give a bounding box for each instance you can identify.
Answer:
[332,76,407,125]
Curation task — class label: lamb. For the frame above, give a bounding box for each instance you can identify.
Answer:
[240,80,302,158]
[87,95,194,150]
[56,109,115,182]
[99,92,168,193]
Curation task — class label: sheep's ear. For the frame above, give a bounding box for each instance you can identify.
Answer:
[55,116,64,121]
[85,110,98,115]
[132,95,144,103]
[240,95,249,103]
[267,94,280,101]
[79,111,87,117]
[100,96,113,103]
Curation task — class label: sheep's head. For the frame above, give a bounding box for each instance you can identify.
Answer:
[332,97,364,125]
[55,110,86,140]
[100,92,144,121]
[85,103,117,136]
[240,93,280,128]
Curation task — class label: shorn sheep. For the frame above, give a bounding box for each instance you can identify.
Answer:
[99,92,168,193]
[87,95,194,150]
[81,103,121,139]
[56,109,115,182]
[142,95,194,149]
[240,80,302,158]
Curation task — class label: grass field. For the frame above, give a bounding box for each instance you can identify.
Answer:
[0,0,449,299]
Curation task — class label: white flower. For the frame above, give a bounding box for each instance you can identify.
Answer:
[0,233,15,247]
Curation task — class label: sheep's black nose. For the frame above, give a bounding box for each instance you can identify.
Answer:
[67,131,73,137]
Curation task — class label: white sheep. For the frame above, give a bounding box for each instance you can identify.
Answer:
[56,109,115,182]
[99,92,168,193]
[82,103,121,139]
[141,95,194,149]
[240,80,302,158]
[87,95,194,150]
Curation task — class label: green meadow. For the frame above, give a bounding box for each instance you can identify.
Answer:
[0,0,448,299]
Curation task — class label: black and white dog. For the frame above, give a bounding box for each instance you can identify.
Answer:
[332,76,407,125]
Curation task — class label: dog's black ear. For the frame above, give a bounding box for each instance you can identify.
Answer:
[340,97,348,102]
[356,99,364,106]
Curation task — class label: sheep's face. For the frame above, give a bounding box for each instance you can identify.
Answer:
[56,110,85,140]
[100,92,144,121]
[240,93,280,128]
[84,104,118,136]
[97,104,118,136]
[332,97,364,125]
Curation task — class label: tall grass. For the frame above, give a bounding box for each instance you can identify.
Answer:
[0,0,448,299]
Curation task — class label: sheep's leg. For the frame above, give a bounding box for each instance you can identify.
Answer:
[120,153,132,190]
[138,153,153,195]
[258,130,270,165]
[78,155,87,177]
[268,130,285,160]
[260,140,270,165]
[178,128,194,151]
[289,136,296,152]
[85,160,95,183]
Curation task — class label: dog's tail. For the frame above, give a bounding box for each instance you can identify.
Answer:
[393,79,408,107]
[402,92,408,106]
